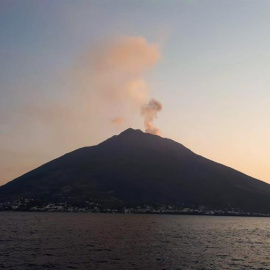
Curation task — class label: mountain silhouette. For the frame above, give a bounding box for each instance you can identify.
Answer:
[1,128,270,213]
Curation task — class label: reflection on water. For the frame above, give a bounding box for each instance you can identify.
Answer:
[0,212,270,269]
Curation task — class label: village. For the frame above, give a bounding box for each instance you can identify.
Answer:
[0,198,269,217]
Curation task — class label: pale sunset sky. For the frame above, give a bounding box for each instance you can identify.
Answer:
[1,0,270,185]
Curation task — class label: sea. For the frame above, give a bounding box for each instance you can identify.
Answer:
[0,212,269,270]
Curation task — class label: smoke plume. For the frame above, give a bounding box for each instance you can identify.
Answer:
[141,99,163,135]
[85,36,163,134]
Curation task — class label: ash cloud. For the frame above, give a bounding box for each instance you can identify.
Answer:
[86,36,163,134]
[141,99,163,135]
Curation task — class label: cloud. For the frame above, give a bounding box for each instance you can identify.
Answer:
[111,117,124,125]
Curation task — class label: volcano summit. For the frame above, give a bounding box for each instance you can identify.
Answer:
[1,128,270,214]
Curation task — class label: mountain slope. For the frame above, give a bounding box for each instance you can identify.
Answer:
[1,128,270,213]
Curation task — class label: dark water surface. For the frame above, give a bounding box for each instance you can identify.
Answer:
[0,212,269,270]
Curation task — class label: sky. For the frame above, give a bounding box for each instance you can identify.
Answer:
[0,0,270,185]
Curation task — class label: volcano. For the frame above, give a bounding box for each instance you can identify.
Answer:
[1,128,270,213]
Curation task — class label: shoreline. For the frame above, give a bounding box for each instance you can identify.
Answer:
[1,209,270,218]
